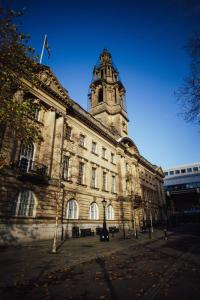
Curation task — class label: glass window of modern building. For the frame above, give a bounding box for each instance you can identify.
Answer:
[181,169,186,174]
[175,170,180,174]
[187,168,192,173]
[169,171,174,175]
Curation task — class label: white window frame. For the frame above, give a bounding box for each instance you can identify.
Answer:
[89,202,99,220]
[92,141,97,154]
[63,156,70,180]
[80,134,85,147]
[102,171,107,191]
[102,147,106,159]
[19,141,35,172]
[106,205,114,220]
[91,167,97,188]
[78,162,85,184]
[66,199,78,219]
[12,190,37,217]
[111,175,116,193]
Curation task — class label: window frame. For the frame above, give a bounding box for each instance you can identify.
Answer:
[106,205,114,220]
[66,199,78,219]
[12,190,36,217]
[89,202,99,220]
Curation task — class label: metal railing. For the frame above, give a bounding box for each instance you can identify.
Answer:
[18,159,48,176]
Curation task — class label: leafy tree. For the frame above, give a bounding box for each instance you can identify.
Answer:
[0,6,42,163]
[177,34,200,125]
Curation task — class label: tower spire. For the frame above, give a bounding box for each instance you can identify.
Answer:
[89,49,128,137]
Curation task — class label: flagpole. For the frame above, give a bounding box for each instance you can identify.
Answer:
[40,34,47,64]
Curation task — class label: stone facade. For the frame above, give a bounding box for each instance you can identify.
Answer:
[0,49,166,244]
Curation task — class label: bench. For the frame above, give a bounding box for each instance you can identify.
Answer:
[80,228,94,237]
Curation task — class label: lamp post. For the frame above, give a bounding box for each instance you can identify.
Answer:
[102,198,107,229]
[100,198,109,241]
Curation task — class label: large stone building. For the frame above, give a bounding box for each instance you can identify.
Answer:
[0,49,166,244]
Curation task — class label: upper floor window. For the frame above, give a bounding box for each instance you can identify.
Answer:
[66,199,78,219]
[102,171,107,191]
[111,175,116,193]
[98,88,103,102]
[106,205,114,220]
[164,172,168,176]
[102,147,106,159]
[111,153,115,164]
[78,162,85,185]
[169,171,174,175]
[92,141,97,154]
[181,169,186,174]
[80,134,85,147]
[19,141,34,172]
[187,168,192,173]
[175,170,180,174]
[62,156,70,180]
[65,126,72,140]
[32,105,40,121]
[91,167,97,188]
[193,167,198,172]
[89,202,99,220]
[12,190,36,217]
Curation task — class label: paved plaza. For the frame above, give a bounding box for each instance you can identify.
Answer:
[0,224,200,299]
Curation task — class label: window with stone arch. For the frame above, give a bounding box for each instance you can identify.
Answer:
[66,199,78,219]
[106,204,114,220]
[98,87,103,103]
[11,190,37,217]
[19,141,34,172]
[89,202,99,220]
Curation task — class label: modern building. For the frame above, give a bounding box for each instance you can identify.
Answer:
[0,49,166,244]
[164,163,200,216]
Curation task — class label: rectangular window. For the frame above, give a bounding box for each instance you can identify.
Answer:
[193,167,198,172]
[164,172,168,176]
[78,162,84,184]
[175,170,180,174]
[80,134,85,147]
[102,147,106,159]
[91,167,96,188]
[92,141,97,154]
[181,169,186,174]
[102,171,107,190]
[65,126,72,140]
[63,156,69,180]
[111,175,115,193]
[187,168,192,173]
[111,153,115,163]
[169,171,174,175]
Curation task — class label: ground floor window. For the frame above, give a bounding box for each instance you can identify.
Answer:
[66,199,78,219]
[106,205,114,220]
[12,190,36,217]
[89,202,99,219]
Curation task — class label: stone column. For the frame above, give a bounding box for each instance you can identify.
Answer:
[39,108,56,176]
[51,114,64,179]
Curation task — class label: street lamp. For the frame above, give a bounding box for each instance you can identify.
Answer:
[100,198,109,241]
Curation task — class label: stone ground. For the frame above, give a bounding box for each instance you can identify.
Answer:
[0,224,200,300]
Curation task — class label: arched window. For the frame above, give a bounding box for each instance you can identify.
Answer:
[12,190,36,217]
[89,202,99,220]
[19,141,34,172]
[106,205,114,220]
[98,88,103,103]
[66,199,78,219]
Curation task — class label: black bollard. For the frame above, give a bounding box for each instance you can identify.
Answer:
[148,226,151,239]
[164,228,168,240]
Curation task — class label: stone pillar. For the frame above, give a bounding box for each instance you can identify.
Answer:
[51,114,64,179]
[39,109,56,176]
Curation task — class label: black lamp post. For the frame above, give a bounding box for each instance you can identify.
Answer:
[100,198,109,241]
[102,198,107,229]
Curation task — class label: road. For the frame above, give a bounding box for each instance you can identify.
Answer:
[0,223,200,300]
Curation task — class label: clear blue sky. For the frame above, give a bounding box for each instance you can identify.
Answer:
[9,0,200,169]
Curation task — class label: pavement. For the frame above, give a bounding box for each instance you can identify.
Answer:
[0,224,200,300]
